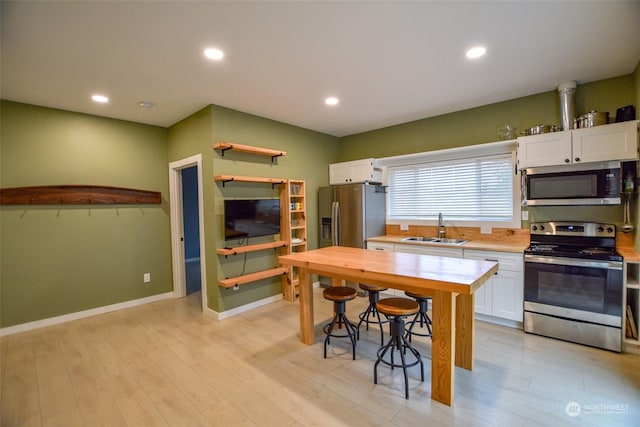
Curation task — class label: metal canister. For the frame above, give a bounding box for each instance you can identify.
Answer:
[558,81,576,131]
[586,111,596,128]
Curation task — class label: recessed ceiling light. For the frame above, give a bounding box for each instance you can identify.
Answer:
[204,48,224,60]
[325,97,339,106]
[466,46,486,59]
[139,101,154,108]
[91,94,109,103]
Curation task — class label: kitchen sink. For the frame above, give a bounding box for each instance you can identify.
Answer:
[401,236,467,245]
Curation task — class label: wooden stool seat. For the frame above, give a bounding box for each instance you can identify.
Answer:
[359,283,388,293]
[376,298,419,317]
[322,287,358,360]
[323,286,357,301]
[374,297,424,399]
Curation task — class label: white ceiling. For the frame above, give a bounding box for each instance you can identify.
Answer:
[2,1,639,137]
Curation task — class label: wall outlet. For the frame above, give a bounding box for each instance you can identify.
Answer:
[233,284,239,291]
[400,223,409,231]
[521,210,529,220]
[143,273,151,283]
[480,226,492,234]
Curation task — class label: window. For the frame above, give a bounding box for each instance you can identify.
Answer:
[387,152,519,227]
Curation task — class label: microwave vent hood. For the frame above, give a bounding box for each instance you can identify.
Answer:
[525,161,621,176]
[524,161,621,206]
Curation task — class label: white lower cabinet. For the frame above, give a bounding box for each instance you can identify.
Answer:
[366,242,524,325]
[464,249,524,324]
[366,241,395,252]
[366,241,397,295]
[390,244,463,296]
[394,243,463,258]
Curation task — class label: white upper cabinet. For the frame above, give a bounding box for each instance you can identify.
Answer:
[329,158,382,185]
[517,131,572,168]
[573,121,638,164]
[517,120,638,169]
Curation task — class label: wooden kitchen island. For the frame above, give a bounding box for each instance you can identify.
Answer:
[278,246,498,406]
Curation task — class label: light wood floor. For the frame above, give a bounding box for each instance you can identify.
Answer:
[1,288,639,426]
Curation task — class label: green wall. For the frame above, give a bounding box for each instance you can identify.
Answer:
[339,75,635,160]
[1,70,637,327]
[339,75,637,229]
[168,105,339,313]
[0,101,171,328]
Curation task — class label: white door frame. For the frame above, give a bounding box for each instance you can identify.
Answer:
[169,154,207,311]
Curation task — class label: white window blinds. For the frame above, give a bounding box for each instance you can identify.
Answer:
[387,154,514,222]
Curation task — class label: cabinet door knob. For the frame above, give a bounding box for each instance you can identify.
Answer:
[574,157,580,162]
[564,158,570,163]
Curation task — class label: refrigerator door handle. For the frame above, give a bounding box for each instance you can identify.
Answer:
[331,201,340,246]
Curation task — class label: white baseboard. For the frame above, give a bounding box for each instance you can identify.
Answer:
[475,313,523,330]
[0,292,174,337]
[207,282,321,320]
[209,293,283,320]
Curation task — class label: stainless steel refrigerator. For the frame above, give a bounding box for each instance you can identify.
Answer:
[318,183,386,288]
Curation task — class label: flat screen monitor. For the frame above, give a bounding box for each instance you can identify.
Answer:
[224,199,280,241]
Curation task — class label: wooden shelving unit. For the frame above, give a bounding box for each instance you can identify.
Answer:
[213,142,286,162]
[215,175,288,289]
[214,140,304,298]
[281,180,307,301]
[624,261,640,351]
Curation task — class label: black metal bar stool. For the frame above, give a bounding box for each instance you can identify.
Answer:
[404,291,433,342]
[374,297,424,399]
[322,286,358,360]
[356,283,389,345]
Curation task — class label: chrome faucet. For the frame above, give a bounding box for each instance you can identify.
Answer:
[437,212,446,238]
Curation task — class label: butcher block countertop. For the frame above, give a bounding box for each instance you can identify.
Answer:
[616,232,640,262]
[372,225,640,259]
[368,234,528,253]
[368,225,530,253]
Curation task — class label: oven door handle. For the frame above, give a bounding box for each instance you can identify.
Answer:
[524,254,622,270]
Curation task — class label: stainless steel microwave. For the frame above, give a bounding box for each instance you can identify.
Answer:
[524,161,621,206]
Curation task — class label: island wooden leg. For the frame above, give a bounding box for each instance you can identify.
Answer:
[430,290,456,406]
[332,277,346,286]
[298,269,315,345]
[455,293,475,370]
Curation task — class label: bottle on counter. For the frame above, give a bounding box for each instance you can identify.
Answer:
[624,172,635,193]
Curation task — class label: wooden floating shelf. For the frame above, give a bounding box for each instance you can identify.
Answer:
[216,240,287,256]
[218,267,289,288]
[0,185,161,205]
[214,175,287,188]
[213,142,286,162]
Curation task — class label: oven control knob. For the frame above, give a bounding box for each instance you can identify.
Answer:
[531,225,538,231]
[606,227,614,233]
[539,225,545,231]
[597,226,604,232]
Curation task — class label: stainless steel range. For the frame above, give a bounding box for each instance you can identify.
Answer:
[523,222,623,352]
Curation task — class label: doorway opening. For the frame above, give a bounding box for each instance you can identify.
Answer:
[169,155,207,311]
[182,166,201,295]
